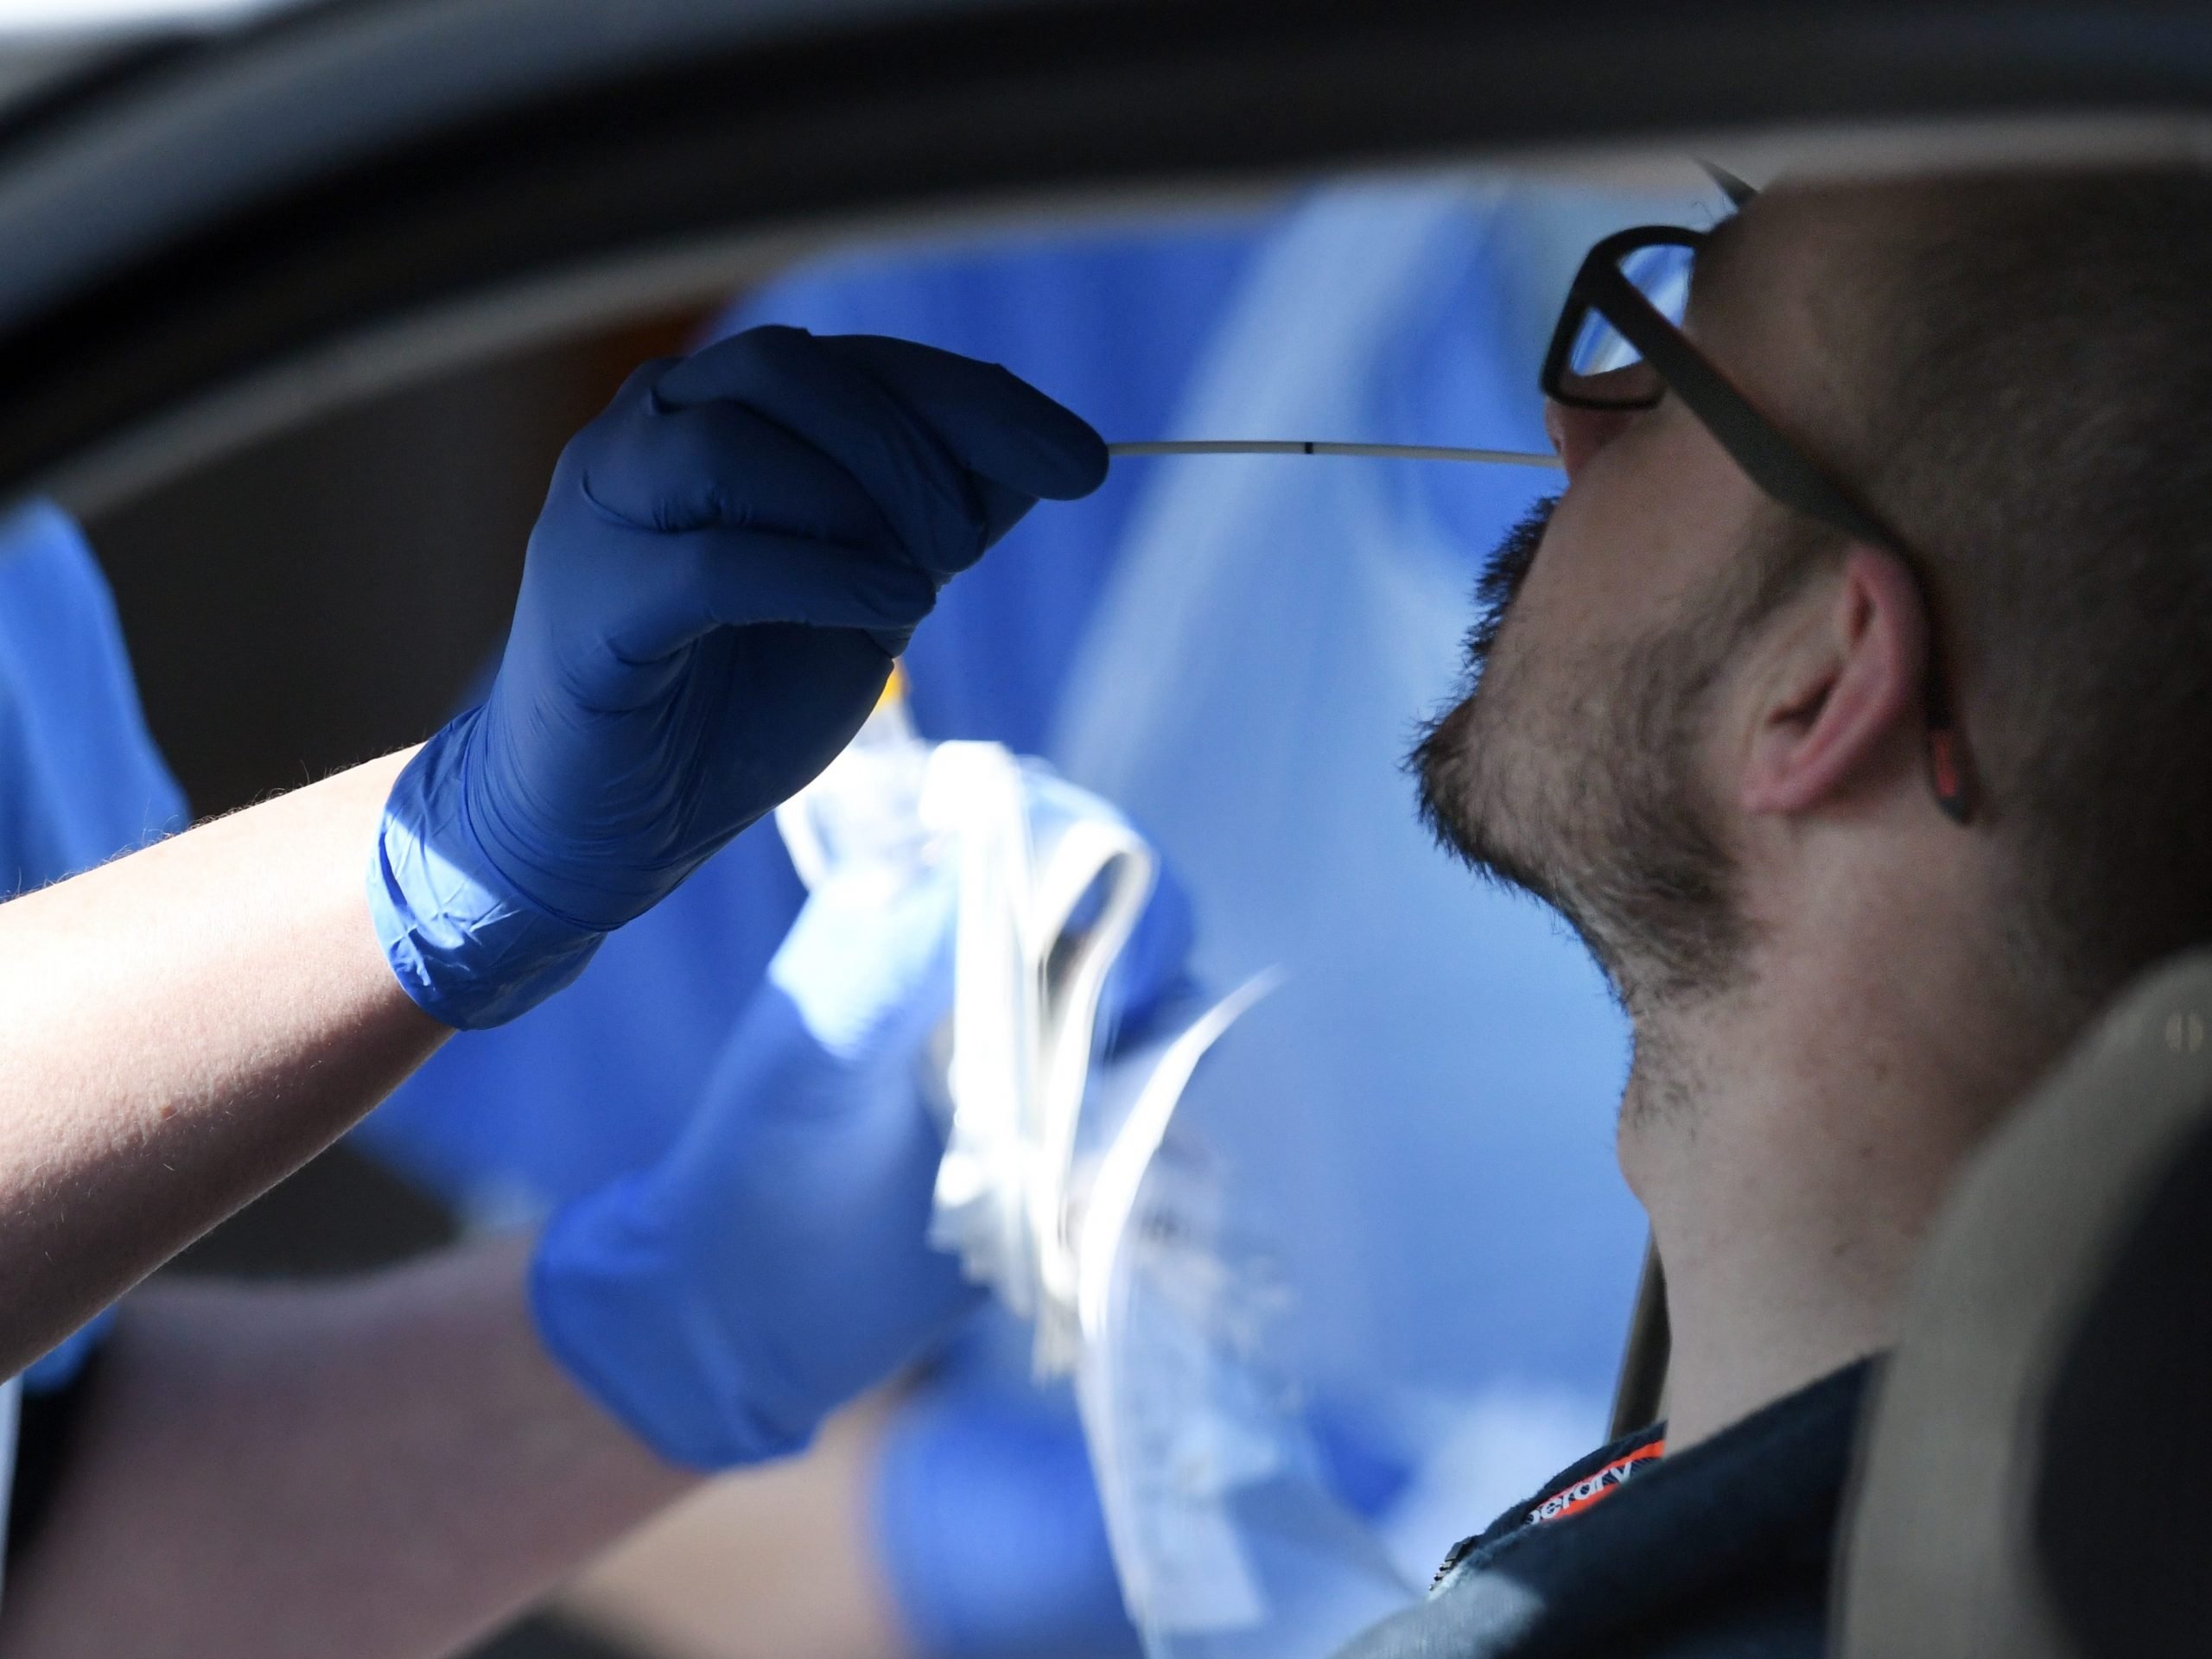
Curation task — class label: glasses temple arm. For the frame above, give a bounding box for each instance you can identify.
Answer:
[1586,267,1977,822]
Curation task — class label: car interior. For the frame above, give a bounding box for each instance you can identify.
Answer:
[0,3,2202,1654]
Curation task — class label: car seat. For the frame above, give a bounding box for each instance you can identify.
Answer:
[1835,950,2212,1656]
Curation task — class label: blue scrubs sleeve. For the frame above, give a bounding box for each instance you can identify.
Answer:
[0,499,190,1392]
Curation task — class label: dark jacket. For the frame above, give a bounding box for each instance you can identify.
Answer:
[1335,1360,1872,1658]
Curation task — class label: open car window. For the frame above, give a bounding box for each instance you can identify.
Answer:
[5,4,2212,1651]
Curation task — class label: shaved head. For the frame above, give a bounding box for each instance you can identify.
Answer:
[1422,165,2212,1024]
[1793,168,2212,1012]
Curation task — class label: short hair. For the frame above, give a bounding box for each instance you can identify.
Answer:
[1840,166,2212,1014]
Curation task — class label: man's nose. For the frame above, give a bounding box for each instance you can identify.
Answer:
[1544,398,1637,480]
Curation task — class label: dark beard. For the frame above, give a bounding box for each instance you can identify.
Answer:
[1459,496,1554,683]
[1410,502,1773,1014]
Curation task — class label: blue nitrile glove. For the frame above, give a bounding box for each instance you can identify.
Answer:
[868,1376,1418,1659]
[371,327,1108,1027]
[530,859,973,1468]
[874,1380,1139,1659]
[529,841,1197,1471]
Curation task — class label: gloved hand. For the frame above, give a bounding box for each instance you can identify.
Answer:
[529,837,1196,1471]
[370,327,1107,1027]
[873,1378,1139,1659]
[531,859,972,1468]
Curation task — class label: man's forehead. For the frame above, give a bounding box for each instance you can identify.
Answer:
[1694,181,1910,291]
[1675,178,1929,454]
[1687,181,1905,344]
[1681,210,1763,349]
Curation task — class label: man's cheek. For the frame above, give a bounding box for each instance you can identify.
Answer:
[1499,523,1599,670]
[1542,489,1707,659]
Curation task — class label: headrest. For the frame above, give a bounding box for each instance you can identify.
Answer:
[1837,950,2212,1656]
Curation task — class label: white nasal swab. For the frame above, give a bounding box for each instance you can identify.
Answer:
[1107,439,1561,469]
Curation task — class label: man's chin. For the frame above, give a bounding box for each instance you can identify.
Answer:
[1414,698,1490,863]
[1413,696,1633,995]
[1417,701,1557,901]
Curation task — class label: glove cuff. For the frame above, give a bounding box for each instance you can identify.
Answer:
[528,1184,821,1471]
[369,714,606,1029]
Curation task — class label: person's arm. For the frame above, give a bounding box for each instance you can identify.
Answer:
[4,782,1182,1659]
[563,1381,1138,1659]
[559,1402,912,1659]
[0,752,448,1378]
[0,327,1105,1380]
[0,1234,696,1658]
[3,851,983,1659]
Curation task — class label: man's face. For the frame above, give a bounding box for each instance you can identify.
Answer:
[1414,194,1838,1013]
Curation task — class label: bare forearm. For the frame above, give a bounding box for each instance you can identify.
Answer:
[0,751,448,1374]
[560,1398,912,1659]
[0,1235,696,1659]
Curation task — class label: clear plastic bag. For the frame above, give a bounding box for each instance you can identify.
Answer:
[918,738,1156,1370]
[1067,983,1422,1658]
[777,681,1164,1370]
[779,694,1422,1658]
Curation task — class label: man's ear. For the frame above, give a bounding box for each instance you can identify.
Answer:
[1740,547,1929,817]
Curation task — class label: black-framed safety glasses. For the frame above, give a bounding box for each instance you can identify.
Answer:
[1540,225,1974,823]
